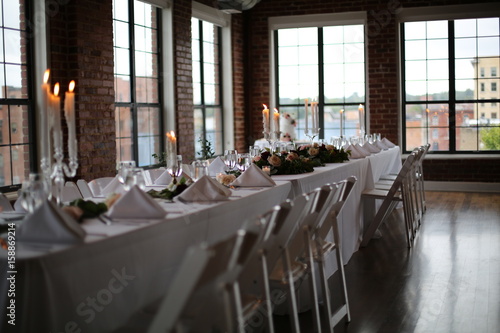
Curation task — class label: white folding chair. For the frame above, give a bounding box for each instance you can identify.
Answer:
[76,179,93,199]
[87,177,114,197]
[361,153,417,247]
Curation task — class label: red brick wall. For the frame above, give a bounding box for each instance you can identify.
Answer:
[246,0,500,183]
[48,0,115,180]
[232,13,246,152]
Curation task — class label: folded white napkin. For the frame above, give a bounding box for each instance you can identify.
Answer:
[230,163,276,187]
[382,137,396,148]
[177,175,231,202]
[101,176,125,196]
[107,185,166,219]
[207,156,227,177]
[154,170,192,185]
[375,140,389,150]
[17,199,86,244]
[345,144,365,159]
[363,142,381,153]
[356,144,372,156]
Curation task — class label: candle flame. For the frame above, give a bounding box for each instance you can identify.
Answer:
[43,69,50,84]
[263,104,268,110]
[54,83,60,97]
[426,108,430,113]
[274,108,279,113]
[69,80,75,92]
[166,130,176,139]
[340,109,344,113]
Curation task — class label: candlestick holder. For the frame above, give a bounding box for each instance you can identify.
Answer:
[167,154,183,185]
[50,145,78,206]
[263,131,272,148]
[304,128,320,145]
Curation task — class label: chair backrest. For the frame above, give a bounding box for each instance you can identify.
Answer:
[76,179,93,199]
[0,193,14,212]
[87,177,114,197]
[52,181,83,203]
[147,244,214,333]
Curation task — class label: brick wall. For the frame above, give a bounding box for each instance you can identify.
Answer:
[246,0,500,183]
[48,0,115,180]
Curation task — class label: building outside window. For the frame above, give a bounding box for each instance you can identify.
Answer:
[402,17,500,153]
[0,0,34,190]
[274,23,365,140]
[192,17,223,156]
[492,66,497,77]
[113,0,163,167]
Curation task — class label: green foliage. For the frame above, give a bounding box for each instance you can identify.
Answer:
[152,152,167,168]
[69,199,108,221]
[147,177,189,200]
[481,126,500,150]
[197,136,215,160]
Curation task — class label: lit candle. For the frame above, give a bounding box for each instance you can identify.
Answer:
[166,131,177,166]
[262,166,271,175]
[273,108,280,133]
[311,101,318,133]
[51,83,62,150]
[358,104,364,134]
[304,99,309,134]
[64,80,77,160]
[262,104,270,133]
[340,109,344,137]
[41,69,51,163]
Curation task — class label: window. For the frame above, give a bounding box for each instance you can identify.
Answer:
[492,67,497,77]
[402,17,500,153]
[0,0,34,189]
[113,0,163,167]
[192,17,223,156]
[492,112,497,119]
[274,23,365,140]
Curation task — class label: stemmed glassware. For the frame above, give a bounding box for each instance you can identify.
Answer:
[117,160,136,185]
[167,154,183,184]
[124,167,146,191]
[304,128,320,145]
[238,153,251,172]
[193,160,209,181]
[223,149,238,172]
[248,146,261,159]
[20,173,49,213]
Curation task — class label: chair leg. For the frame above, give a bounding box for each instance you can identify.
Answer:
[233,282,246,333]
[283,249,301,333]
[261,256,275,333]
[303,227,322,333]
[316,248,334,333]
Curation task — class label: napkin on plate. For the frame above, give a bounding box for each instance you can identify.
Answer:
[154,170,192,185]
[374,140,389,150]
[230,163,276,187]
[207,156,227,177]
[356,144,372,157]
[177,175,231,202]
[17,199,86,244]
[345,144,365,159]
[382,137,396,148]
[101,176,125,196]
[363,142,381,153]
[107,185,166,219]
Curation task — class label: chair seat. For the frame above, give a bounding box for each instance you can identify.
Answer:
[362,188,403,200]
[269,258,308,283]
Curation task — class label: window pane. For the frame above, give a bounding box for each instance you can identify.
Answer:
[455,38,477,58]
[455,19,477,38]
[3,1,20,29]
[113,0,128,21]
[115,48,130,75]
[116,106,132,138]
[10,105,29,144]
[4,29,22,64]
[405,40,426,60]
[405,21,426,40]
[478,37,499,57]
[427,21,448,39]
[114,20,130,48]
[427,39,448,59]
[477,18,499,37]
[136,77,158,103]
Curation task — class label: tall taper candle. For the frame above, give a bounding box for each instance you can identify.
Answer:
[304,98,309,134]
[52,83,62,151]
[262,104,270,133]
[41,70,51,163]
[340,109,344,137]
[166,131,177,166]
[273,108,280,133]
[358,104,364,134]
[64,80,77,160]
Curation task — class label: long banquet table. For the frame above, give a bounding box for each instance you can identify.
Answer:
[0,147,401,332]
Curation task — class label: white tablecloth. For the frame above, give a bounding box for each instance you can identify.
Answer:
[0,147,401,332]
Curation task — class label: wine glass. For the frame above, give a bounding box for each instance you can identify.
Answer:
[117,160,136,185]
[223,149,237,171]
[20,173,49,213]
[193,160,209,181]
[248,146,261,159]
[238,153,251,172]
[124,167,146,191]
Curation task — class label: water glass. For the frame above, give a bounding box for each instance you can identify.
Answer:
[20,173,49,213]
[224,150,237,171]
[117,160,136,184]
[249,146,261,158]
[124,167,146,191]
[193,160,209,181]
[238,153,251,172]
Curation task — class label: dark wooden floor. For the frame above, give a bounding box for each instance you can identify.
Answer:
[273,191,500,333]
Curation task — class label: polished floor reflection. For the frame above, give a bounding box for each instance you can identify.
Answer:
[274,191,500,333]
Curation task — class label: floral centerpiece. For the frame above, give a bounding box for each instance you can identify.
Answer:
[253,150,315,175]
[147,177,191,200]
[297,143,350,165]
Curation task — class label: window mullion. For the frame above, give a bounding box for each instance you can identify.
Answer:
[318,28,325,139]
[129,0,139,162]
[448,20,456,152]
